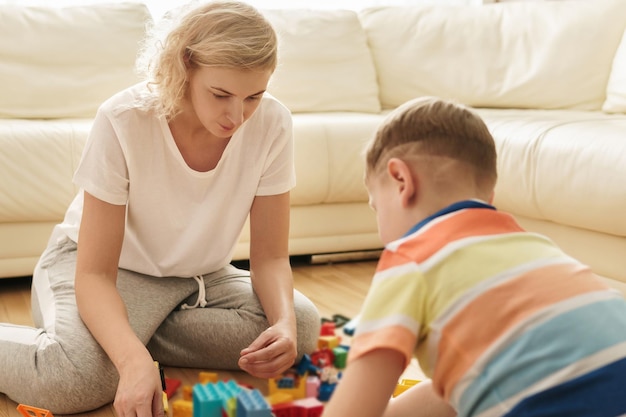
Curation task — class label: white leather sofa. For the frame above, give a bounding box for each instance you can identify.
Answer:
[2,1,626,293]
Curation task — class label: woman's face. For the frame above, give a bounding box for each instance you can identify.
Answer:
[186,66,273,137]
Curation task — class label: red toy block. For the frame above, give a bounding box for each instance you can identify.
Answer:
[165,377,182,399]
[310,348,334,368]
[293,397,324,417]
[320,322,335,336]
[272,402,296,417]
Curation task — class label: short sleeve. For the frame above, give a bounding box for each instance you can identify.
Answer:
[255,99,296,196]
[73,106,129,205]
[348,250,427,368]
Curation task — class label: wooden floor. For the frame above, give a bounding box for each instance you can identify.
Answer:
[0,258,425,417]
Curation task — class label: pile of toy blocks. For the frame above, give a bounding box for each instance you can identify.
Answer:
[168,371,325,417]
[268,321,348,402]
[168,321,347,417]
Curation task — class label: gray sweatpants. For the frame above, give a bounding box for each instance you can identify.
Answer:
[0,237,320,413]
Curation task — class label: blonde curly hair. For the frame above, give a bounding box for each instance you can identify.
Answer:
[137,1,278,119]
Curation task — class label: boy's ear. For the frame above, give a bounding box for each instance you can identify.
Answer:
[387,158,417,208]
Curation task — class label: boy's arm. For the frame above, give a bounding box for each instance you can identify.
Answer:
[322,347,457,417]
[321,348,404,417]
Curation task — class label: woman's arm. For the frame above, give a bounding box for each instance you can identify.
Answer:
[238,191,298,378]
[75,191,163,417]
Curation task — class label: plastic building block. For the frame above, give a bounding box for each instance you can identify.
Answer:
[199,372,219,384]
[310,349,334,368]
[317,383,336,402]
[163,392,170,413]
[296,354,318,375]
[305,376,320,398]
[193,380,242,417]
[193,383,222,417]
[265,392,294,405]
[172,399,193,417]
[182,385,193,401]
[393,378,421,397]
[277,376,296,388]
[236,389,271,417]
[16,405,54,417]
[342,314,360,336]
[320,322,336,336]
[268,375,306,400]
[165,377,182,399]
[293,398,324,417]
[271,402,296,417]
[317,335,340,350]
[332,346,348,369]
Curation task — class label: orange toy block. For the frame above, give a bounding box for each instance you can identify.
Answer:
[16,405,54,417]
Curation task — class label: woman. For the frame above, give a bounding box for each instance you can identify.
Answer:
[0,2,320,416]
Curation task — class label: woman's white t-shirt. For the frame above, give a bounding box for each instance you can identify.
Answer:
[50,82,295,278]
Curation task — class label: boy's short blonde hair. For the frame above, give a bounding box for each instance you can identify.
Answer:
[137,1,278,118]
[365,96,497,193]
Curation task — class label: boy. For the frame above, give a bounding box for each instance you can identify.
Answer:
[322,97,626,417]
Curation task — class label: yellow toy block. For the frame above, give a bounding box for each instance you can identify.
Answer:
[265,391,294,405]
[199,371,219,384]
[393,378,421,397]
[182,385,193,401]
[171,399,193,417]
[317,335,340,350]
[163,392,169,413]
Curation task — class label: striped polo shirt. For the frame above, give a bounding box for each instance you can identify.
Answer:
[349,200,626,417]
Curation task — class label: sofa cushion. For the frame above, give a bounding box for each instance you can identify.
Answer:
[0,3,151,119]
[290,112,386,205]
[603,29,626,114]
[359,0,626,111]
[483,109,626,238]
[0,119,91,221]
[263,9,381,114]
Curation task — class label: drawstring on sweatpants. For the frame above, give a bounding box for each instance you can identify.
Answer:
[181,275,208,310]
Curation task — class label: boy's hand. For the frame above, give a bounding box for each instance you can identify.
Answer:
[238,321,297,378]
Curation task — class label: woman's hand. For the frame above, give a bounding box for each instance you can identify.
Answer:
[114,355,165,417]
[238,320,297,378]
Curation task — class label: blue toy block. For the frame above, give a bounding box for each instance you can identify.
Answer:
[317,382,336,402]
[236,389,272,417]
[296,354,312,375]
[193,380,242,417]
[277,376,295,388]
[193,383,222,417]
